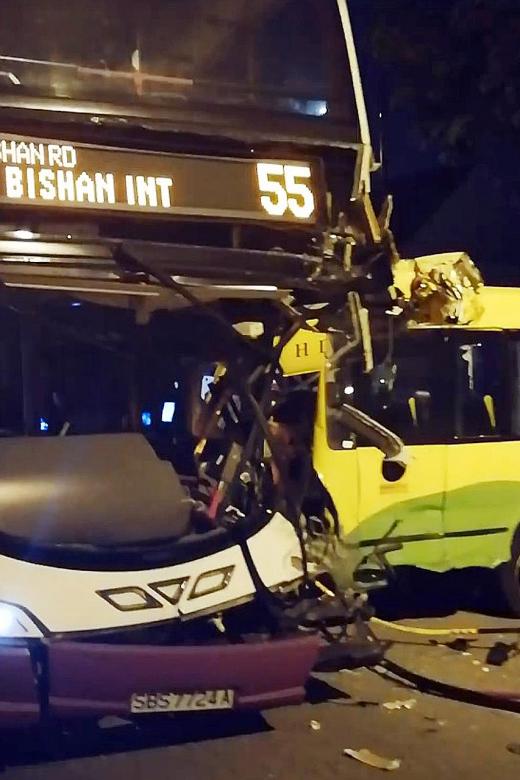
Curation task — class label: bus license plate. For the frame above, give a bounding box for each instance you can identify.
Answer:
[130,690,235,713]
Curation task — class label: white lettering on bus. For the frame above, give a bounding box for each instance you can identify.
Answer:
[26,167,36,199]
[30,143,45,165]
[15,142,32,165]
[126,175,173,208]
[56,170,75,202]
[95,172,116,204]
[47,145,62,167]
[0,140,77,167]
[5,165,22,198]
[156,177,173,208]
[46,144,77,168]
[62,145,77,168]
[1,140,47,166]
[1,141,17,164]
[75,172,96,203]
[125,175,136,205]
[1,144,174,211]
[39,169,56,200]
[136,175,158,208]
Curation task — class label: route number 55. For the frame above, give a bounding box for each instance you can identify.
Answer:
[257,163,315,220]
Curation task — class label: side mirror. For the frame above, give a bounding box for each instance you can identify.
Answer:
[382,458,406,483]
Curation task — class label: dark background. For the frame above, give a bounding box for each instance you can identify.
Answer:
[349,0,520,286]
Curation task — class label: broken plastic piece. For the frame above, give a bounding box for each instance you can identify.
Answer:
[310,720,321,731]
[487,641,519,667]
[211,616,226,634]
[382,699,416,711]
[344,748,401,771]
[331,698,379,708]
[446,638,470,653]
[98,716,133,729]
[424,716,447,728]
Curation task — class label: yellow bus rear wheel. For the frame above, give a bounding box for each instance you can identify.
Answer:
[497,532,520,617]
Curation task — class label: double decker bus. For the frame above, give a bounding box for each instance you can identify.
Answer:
[0,1,403,725]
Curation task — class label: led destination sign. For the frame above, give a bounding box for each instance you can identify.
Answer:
[0,135,319,224]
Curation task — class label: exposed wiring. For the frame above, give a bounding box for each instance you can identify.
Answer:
[377,658,520,714]
[315,573,520,712]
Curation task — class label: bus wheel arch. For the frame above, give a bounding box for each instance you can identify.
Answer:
[497,524,520,616]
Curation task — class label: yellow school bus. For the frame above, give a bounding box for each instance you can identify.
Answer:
[281,255,520,614]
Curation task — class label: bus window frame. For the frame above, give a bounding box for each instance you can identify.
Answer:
[507,332,520,440]
[325,327,520,451]
[325,329,454,450]
[450,330,511,444]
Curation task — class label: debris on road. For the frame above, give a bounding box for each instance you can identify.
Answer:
[423,716,447,732]
[487,641,519,667]
[98,716,133,729]
[447,638,471,653]
[507,743,520,756]
[344,748,401,771]
[309,720,321,731]
[330,698,380,708]
[382,699,417,711]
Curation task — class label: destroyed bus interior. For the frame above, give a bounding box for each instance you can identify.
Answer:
[0,264,304,560]
[0,232,394,655]
[0,240,389,533]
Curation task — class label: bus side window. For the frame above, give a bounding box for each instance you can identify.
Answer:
[454,335,506,439]
[327,332,451,447]
[510,338,520,438]
[368,333,451,444]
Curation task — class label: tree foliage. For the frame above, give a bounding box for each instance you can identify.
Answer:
[370,0,520,163]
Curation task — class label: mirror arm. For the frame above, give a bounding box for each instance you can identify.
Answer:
[331,403,407,462]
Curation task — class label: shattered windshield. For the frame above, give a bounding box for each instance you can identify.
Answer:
[0,292,255,476]
[0,0,358,133]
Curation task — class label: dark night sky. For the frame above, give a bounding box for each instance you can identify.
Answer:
[349,0,520,287]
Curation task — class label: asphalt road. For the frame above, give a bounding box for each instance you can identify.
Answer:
[4,570,520,780]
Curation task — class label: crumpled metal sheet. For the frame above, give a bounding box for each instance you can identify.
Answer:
[305,532,370,592]
[406,252,484,325]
